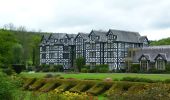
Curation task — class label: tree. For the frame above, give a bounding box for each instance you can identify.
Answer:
[11,43,23,64]
[0,30,17,66]
[75,57,85,72]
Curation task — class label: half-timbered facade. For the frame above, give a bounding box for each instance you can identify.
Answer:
[40,29,149,70]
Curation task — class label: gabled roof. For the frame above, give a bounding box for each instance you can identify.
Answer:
[50,33,66,39]
[41,34,50,41]
[75,32,89,40]
[66,34,77,39]
[132,45,170,62]
[88,30,107,42]
[154,53,167,61]
[138,54,151,61]
[108,29,142,43]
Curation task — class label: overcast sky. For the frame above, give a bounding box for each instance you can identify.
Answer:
[0,0,170,40]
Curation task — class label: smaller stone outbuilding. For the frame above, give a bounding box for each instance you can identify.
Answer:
[131,45,170,71]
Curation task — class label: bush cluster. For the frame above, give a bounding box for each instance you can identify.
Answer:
[81,64,109,73]
[120,77,161,83]
[34,64,64,72]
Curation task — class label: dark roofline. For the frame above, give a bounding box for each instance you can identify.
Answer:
[154,53,167,61]
[138,54,150,61]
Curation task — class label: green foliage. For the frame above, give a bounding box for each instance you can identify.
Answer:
[69,80,95,93]
[150,37,170,46]
[166,63,170,71]
[2,67,14,75]
[107,83,170,100]
[75,57,85,72]
[0,30,17,65]
[130,64,140,73]
[0,72,16,100]
[29,79,45,90]
[87,82,112,95]
[39,82,60,92]
[12,64,25,74]
[148,68,166,73]
[88,64,109,73]
[120,77,160,83]
[23,78,36,89]
[11,43,23,64]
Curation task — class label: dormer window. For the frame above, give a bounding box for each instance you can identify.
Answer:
[64,38,68,43]
[60,39,63,42]
[55,39,58,42]
[90,35,95,41]
[96,36,99,40]
[50,39,54,43]
[108,35,117,40]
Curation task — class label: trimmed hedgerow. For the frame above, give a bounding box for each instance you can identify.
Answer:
[69,80,96,93]
[29,79,45,90]
[87,82,112,95]
[23,78,36,90]
[39,82,61,92]
[120,77,161,83]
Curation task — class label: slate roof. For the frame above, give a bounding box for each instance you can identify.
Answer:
[78,32,89,40]
[40,29,148,45]
[67,34,77,39]
[132,45,170,62]
[109,29,142,43]
[50,33,66,39]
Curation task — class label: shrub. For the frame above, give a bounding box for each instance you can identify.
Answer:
[107,83,170,100]
[81,68,89,73]
[42,65,50,72]
[75,57,85,72]
[87,82,112,95]
[69,80,95,93]
[55,65,64,72]
[0,72,16,99]
[23,78,36,89]
[130,64,140,73]
[12,64,25,74]
[44,73,54,78]
[120,77,158,83]
[34,65,42,72]
[29,79,45,90]
[2,68,14,75]
[99,64,109,73]
[148,68,166,73]
[39,82,60,92]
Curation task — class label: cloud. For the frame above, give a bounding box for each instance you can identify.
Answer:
[0,0,170,40]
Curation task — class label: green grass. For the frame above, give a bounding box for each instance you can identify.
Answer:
[20,72,170,81]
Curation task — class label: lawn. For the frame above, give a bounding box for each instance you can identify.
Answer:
[20,72,170,80]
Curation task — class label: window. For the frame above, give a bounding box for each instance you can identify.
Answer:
[55,39,58,42]
[90,62,96,68]
[42,46,46,51]
[89,52,96,58]
[77,45,81,50]
[64,38,68,43]
[140,59,148,71]
[90,35,95,41]
[77,38,82,42]
[77,53,82,58]
[42,54,46,59]
[63,53,69,59]
[91,44,96,49]
[156,59,165,70]
[49,53,55,58]
[107,51,114,58]
[107,43,113,49]
[63,46,69,51]
[54,53,59,58]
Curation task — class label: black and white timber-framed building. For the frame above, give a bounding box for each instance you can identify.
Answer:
[39,29,149,70]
